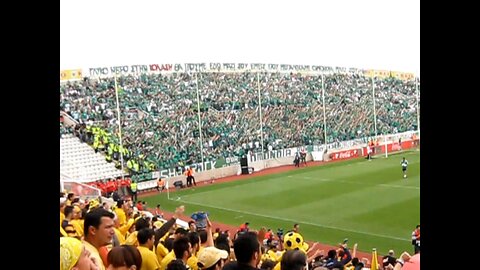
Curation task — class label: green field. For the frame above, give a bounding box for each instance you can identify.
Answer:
[143,150,420,255]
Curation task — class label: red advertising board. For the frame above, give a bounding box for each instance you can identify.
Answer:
[330,149,360,161]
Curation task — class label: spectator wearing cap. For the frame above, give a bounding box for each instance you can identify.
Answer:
[83,208,115,270]
[197,246,228,270]
[60,237,98,270]
[382,250,396,268]
[153,217,164,230]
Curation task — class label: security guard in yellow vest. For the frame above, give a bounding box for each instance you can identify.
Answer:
[130,180,138,202]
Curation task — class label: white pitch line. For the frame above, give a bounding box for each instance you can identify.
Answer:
[177,198,409,242]
[305,177,419,190]
[378,184,420,190]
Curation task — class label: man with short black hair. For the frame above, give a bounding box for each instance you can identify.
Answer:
[83,208,115,270]
[138,228,161,270]
[174,237,193,267]
[224,231,261,270]
[281,250,307,270]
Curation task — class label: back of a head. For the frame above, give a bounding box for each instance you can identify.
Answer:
[327,250,337,259]
[199,230,208,244]
[107,245,142,269]
[173,236,191,259]
[167,259,187,270]
[165,237,174,251]
[175,227,189,237]
[64,205,74,217]
[260,260,276,270]
[188,231,200,249]
[233,231,259,264]
[281,250,307,270]
[116,199,124,208]
[135,217,150,231]
[215,233,229,247]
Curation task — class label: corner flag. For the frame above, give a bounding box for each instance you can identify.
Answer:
[166,180,170,200]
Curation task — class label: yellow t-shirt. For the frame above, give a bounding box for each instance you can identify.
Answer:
[60,226,67,237]
[159,250,175,270]
[83,240,106,270]
[262,249,279,263]
[197,246,204,257]
[70,219,84,237]
[60,212,65,226]
[115,208,126,226]
[125,231,139,246]
[138,246,161,270]
[114,228,126,245]
[155,242,170,264]
[187,254,198,270]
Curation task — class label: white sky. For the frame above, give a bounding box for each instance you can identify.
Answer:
[60,0,419,75]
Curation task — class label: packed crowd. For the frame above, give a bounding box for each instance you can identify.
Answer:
[60,71,419,174]
[60,191,420,270]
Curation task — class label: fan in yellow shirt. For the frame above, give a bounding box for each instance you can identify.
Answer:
[83,208,116,270]
[70,205,85,237]
[137,228,161,270]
